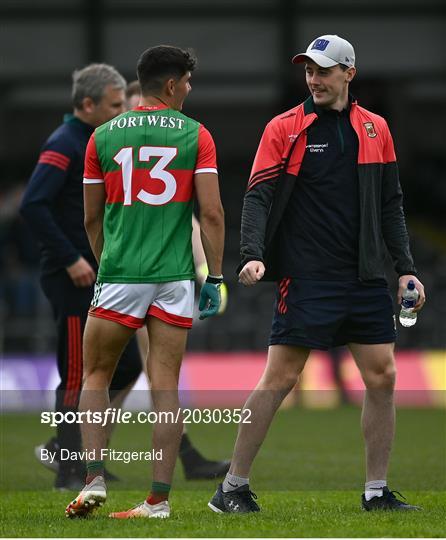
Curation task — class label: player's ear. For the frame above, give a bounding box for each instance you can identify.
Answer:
[81,96,96,114]
[166,78,176,96]
[346,67,356,83]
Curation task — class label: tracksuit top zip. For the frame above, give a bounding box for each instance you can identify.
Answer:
[336,114,345,154]
[277,105,361,280]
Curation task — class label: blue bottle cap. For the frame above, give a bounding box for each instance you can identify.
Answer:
[408,280,415,290]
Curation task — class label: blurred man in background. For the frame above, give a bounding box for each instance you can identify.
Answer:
[209,35,425,514]
[20,64,143,490]
[65,45,225,519]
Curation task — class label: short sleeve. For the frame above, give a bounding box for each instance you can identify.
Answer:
[194,125,218,174]
[83,133,104,184]
[247,120,285,190]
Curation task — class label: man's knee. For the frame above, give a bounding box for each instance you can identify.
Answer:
[82,365,114,387]
[259,361,302,394]
[149,367,181,391]
[259,345,307,393]
[363,361,396,390]
[262,370,298,393]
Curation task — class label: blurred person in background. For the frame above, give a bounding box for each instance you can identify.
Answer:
[20,64,144,491]
[65,45,225,519]
[209,35,425,514]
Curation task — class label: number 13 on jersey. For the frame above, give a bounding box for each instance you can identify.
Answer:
[113,146,178,206]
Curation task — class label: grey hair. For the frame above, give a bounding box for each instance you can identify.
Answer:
[72,63,126,109]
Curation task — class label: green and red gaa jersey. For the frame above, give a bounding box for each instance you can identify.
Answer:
[83,104,217,283]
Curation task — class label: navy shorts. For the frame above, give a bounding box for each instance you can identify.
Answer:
[269,278,396,350]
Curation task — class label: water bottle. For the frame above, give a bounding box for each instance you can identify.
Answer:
[399,280,419,327]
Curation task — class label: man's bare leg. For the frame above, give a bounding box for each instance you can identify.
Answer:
[79,316,135,464]
[146,316,188,485]
[350,343,421,511]
[65,316,135,518]
[207,345,309,513]
[137,325,230,480]
[105,381,136,445]
[349,342,396,483]
[230,344,310,478]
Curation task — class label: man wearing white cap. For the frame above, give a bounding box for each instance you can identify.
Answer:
[208,35,425,513]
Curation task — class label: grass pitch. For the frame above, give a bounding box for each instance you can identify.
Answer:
[1,406,445,537]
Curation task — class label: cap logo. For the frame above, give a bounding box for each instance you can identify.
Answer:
[363,122,377,138]
[311,39,330,51]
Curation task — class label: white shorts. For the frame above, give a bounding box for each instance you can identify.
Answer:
[89,280,195,329]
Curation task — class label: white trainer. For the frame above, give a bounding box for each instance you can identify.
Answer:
[65,475,107,518]
[109,500,170,519]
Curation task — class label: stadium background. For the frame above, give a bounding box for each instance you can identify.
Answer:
[1,2,445,537]
[1,0,445,399]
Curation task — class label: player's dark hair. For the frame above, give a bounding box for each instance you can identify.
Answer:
[136,45,197,95]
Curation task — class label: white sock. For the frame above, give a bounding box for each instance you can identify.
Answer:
[365,480,387,501]
[222,473,249,492]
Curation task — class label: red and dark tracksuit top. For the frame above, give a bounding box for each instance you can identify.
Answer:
[239,96,417,281]
[20,114,96,276]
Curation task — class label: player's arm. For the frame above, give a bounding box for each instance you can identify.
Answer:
[194,172,224,278]
[239,120,282,285]
[193,125,224,277]
[192,214,207,283]
[380,122,425,311]
[194,172,225,320]
[84,184,105,265]
[192,213,228,314]
[193,125,225,319]
[83,133,106,265]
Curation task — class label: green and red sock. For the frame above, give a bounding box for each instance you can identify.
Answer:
[146,481,171,505]
[86,460,104,484]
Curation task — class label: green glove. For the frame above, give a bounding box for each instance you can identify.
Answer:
[197,263,228,315]
[199,276,223,320]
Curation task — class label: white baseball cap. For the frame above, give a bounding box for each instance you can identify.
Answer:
[292,35,355,68]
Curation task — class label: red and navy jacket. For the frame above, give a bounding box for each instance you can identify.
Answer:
[20,115,97,276]
[239,96,417,281]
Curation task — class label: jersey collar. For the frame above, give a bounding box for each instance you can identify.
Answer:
[304,94,357,116]
[133,104,170,111]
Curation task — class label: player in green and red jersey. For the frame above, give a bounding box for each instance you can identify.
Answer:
[65,45,225,519]
[125,80,230,481]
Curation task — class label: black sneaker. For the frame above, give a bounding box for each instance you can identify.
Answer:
[208,483,260,513]
[362,487,421,511]
[184,459,230,480]
[54,467,84,491]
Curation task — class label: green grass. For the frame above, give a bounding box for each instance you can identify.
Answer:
[1,407,445,537]
[1,490,445,538]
